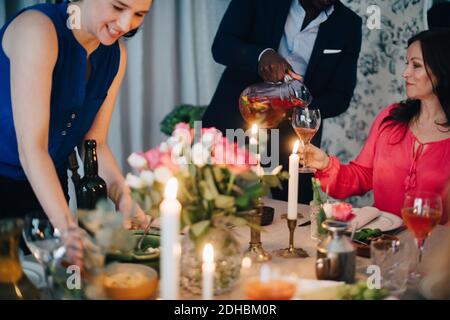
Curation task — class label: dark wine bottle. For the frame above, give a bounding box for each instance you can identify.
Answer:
[76,140,107,210]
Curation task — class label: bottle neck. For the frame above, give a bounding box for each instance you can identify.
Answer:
[84,146,98,177]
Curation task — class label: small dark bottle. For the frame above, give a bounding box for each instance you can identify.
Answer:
[76,140,108,210]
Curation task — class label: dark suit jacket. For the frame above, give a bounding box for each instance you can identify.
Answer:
[202,0,362,203]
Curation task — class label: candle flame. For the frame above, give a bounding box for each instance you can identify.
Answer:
[251,124,258,135]
[203,243,214,264]
[292,140,300,154]
[241,257,252,269]
[164,177,178,200]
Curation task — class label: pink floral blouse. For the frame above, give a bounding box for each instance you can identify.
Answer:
[315,104,450,224]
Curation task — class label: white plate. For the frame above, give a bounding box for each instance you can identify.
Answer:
[356,211,403,232]
[22,261,46,289]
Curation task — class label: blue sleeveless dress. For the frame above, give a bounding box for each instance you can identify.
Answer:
[0,2,121,180]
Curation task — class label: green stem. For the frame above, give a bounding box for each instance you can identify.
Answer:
[226,173,235,195]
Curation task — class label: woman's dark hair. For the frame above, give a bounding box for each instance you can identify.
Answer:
[123,28,139,38]
[382,29,450,133]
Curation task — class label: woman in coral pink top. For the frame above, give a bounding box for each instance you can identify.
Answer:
[304,29,450,224]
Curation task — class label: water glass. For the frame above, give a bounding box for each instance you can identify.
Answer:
[370,239,410,296]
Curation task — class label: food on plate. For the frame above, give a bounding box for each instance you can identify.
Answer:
[102,264,158,300]
[353,228,383,244]
[338,281,389,300]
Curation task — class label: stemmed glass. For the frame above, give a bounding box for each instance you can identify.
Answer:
[22,213,66,298]
[291,108,321,173]
[401,191,442,280]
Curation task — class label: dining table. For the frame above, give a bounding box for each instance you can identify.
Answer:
[20,197,450,300]
[178,197,450,300]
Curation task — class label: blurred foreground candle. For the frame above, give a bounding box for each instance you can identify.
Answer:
[160,178,181,300]
[287,140,300,220]
[202,243,215,300]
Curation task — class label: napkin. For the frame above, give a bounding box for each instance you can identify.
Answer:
[352,207,381,229]
[295,279,345,300]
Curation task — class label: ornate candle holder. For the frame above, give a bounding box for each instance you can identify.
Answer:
[274,217,309,259]
[247,200,272,263]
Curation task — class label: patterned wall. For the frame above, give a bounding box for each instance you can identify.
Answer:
[322,0,424,206]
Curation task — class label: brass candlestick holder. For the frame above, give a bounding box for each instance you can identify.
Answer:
[247,200,272,263]
[274,218,309,259]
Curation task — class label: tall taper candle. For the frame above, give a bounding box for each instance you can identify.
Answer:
[202,243,215,300]
[160,178,182,300]
[287,140,300,220]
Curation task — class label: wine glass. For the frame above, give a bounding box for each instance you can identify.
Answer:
[291,108,321,173]
[401,191,442,280]
[22,213,66,298]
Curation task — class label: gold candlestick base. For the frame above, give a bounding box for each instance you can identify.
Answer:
[274,218,309,259]
[247,204,271,263]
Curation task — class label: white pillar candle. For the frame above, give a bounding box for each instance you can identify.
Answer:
[202,243,215,300]
[160,178,182,300]
[287,140,300,220]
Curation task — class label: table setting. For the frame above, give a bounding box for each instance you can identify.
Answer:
[3,78,448,301]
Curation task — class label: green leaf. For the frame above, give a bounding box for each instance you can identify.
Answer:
[189,220,211,239]
[204,167,220,198]
[212,166,225,183]
[214,195,235,209]
[235,194,250,210]
[245,183,264,199]
[262,175,281,188]
[229,216,248,227]
[199,180,214,200]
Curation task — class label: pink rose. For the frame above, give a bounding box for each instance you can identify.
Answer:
[144,148,162,170]
[212,137,255,174]
[173,122,193,145]
[160,152,180,173]
[201,127,223,146]
[331,202,355,222]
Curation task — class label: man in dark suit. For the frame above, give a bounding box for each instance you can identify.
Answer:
[202,0,362,204]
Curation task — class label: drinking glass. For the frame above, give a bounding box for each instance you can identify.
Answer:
[371,239,411,296]
[22,213,66,297]
[291,108,321,173]
[401,191,442,280]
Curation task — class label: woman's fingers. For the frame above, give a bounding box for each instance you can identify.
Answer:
[287,69,303,81]
[62,227,84,267]
[302,144,329,170]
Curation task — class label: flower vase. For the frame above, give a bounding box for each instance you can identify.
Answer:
[180,227,242,295]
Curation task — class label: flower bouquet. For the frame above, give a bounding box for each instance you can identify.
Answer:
[126,123,288,294]
[126,123,287,239]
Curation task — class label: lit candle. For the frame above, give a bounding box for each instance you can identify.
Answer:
[160,178,182,300]
[241,256,252,279]
[287,140,300,220]
[202,243,215,300]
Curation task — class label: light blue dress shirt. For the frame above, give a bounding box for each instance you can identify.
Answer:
[274,0,334,77]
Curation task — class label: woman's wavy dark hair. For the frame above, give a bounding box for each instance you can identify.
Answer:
[382,29,450,134]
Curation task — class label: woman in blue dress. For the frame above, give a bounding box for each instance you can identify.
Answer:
[0,0,153,265]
